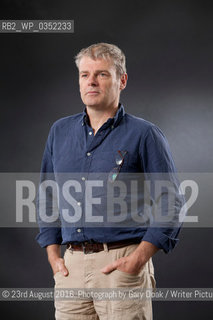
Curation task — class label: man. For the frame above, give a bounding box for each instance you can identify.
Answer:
[36,43,183,319]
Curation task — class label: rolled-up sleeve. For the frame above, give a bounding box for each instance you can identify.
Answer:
[140,125,184,253]
[142,227,180,253]
[35,125,62,248]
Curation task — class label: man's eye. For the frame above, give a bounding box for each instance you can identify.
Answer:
[81,74,88,78]
[100,73,107,77]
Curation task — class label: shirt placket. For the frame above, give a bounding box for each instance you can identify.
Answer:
[75,122,113,241]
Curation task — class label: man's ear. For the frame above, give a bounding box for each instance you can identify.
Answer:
[120,73,128,90]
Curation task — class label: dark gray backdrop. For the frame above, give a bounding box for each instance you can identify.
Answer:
[0,0,213,319]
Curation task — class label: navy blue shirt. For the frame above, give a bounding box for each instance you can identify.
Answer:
[36,104,183,253]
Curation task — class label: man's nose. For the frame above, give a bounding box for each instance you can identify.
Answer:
[87,74,98,86]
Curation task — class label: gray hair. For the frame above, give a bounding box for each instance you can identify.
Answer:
[75,43,126,77]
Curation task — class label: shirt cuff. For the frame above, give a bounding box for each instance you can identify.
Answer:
[142,227,180,253]
[35,227,62,248]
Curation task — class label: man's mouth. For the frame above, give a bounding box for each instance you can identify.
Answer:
[86,91,100,95]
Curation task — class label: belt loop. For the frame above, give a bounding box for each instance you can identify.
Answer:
[103,243,109,252]
[67,244,74,254]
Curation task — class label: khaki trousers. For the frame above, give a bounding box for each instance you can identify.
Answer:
[54,243,156,320]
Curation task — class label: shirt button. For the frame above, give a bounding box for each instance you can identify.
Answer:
[111,125,114,129]
[77,228,81,233]
[87,152,91,156]
[81,177,86,181]
[77,202,81,206]
[89,131,93,135]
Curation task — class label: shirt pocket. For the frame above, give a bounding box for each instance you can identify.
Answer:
[93,151,118,172]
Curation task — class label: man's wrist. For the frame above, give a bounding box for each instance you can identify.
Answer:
[133,241,159,265]
[131,248,147,267]
[46,244,61,262]
[48,254,61,264]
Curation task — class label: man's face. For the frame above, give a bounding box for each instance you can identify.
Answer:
[79,56,122,109]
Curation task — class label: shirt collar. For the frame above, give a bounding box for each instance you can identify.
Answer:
[81,103,125,128]
[82,108,90,126]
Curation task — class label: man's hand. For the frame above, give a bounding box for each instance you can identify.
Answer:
[50,257,69,276]
[101,250,144,275]
[46,244,69,276]
[101,241,159,275]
